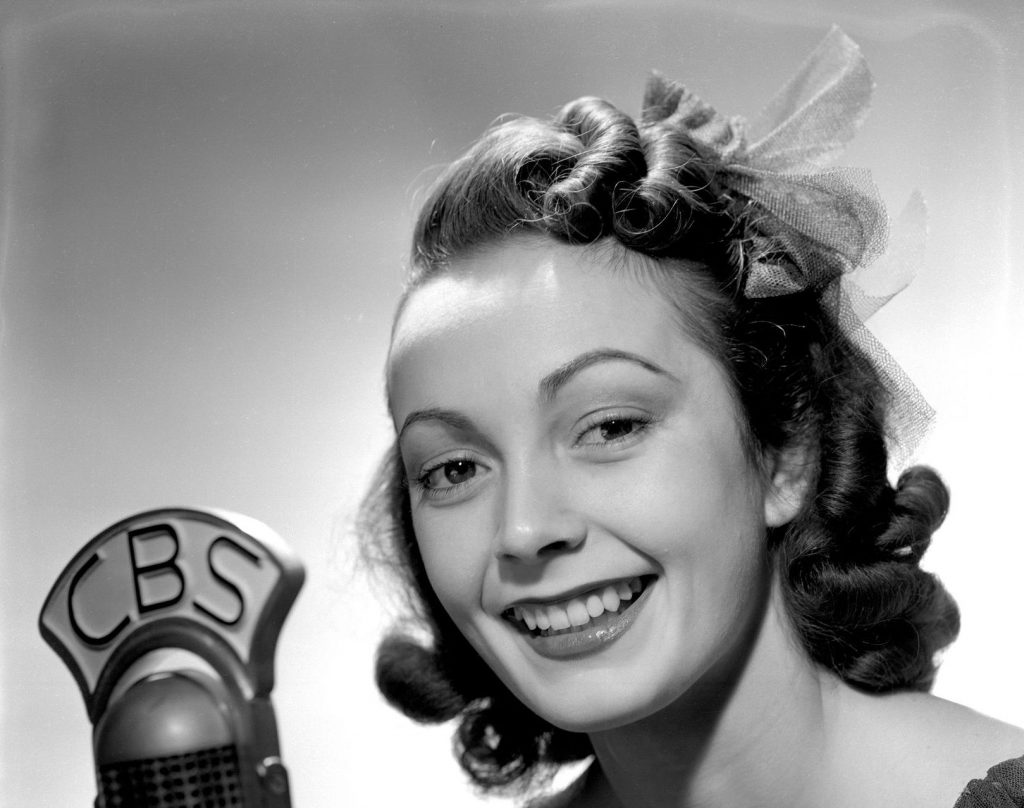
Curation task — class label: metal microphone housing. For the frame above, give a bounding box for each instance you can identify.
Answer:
[40,508,304,808]
[95,670,243,806]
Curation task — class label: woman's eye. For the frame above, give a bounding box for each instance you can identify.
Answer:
[576,414,652,447]
[596,419,639,441]
[419,458,478,493]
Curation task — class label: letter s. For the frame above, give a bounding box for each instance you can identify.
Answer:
[194,536,260,626]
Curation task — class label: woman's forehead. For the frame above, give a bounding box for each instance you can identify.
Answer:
[385,240,716,415]
[391,241,670,357]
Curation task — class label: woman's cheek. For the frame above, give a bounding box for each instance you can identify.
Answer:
[415,507,493,617]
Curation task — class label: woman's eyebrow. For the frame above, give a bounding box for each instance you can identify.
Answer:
[538,348,679,401]
[397,407,474,442]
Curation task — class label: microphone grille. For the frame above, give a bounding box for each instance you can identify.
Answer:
[97,744,243,808]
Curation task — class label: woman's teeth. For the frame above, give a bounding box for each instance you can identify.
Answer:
[509,577,644,635]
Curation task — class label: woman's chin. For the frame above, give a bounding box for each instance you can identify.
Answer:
[513,677,681,735]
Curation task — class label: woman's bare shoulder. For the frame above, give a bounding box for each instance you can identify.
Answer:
[908,693,1024,767]
[831,688,1024,806]
[866,691,1024,762]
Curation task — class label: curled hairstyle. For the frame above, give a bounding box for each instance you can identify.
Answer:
[358,90,959,793]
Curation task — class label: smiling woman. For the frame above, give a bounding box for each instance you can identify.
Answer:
[358,28,1024,808]
[387,238,799,738]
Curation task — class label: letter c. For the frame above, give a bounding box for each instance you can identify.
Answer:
[68,553,130,647]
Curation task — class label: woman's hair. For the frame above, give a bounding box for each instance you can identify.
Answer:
[358,91,960,794]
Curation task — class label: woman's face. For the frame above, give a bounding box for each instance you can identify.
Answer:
[387,239,800,732]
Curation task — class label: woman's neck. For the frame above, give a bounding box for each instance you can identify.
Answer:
[586,584,843,808]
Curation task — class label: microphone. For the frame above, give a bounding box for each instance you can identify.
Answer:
[39,507,305,807]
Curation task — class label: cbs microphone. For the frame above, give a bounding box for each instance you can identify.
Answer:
[39,508,304,807]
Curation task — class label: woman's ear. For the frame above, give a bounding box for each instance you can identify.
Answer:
[763,444,814,527]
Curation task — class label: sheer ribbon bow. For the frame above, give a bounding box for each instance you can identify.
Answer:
[642,26,933,469]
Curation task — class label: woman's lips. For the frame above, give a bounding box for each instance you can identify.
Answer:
[503,576,654,659]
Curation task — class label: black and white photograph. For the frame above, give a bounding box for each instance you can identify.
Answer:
[3,1,1022,805]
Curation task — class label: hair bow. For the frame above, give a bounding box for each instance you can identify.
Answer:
[642,26,934,469]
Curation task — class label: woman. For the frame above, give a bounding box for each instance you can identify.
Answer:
[359,28,1024,807]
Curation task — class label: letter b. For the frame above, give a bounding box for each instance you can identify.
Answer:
[128,524,185,614]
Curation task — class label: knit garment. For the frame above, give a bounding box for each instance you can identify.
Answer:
[956,757,1024,808]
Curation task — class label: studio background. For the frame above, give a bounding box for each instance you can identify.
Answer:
[2,1,1022,805]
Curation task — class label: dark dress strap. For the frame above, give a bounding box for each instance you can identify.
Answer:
[955,756,1024,807]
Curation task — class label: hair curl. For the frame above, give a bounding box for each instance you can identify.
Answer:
[358,93,959,794]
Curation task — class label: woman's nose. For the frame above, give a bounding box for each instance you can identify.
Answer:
[494,464,586,563]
